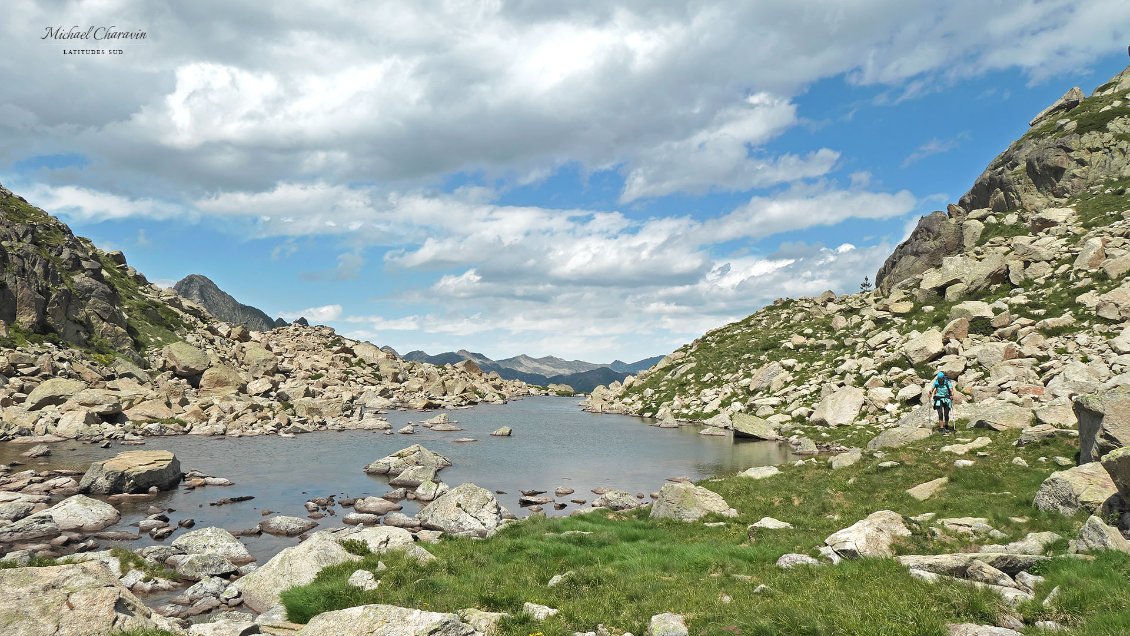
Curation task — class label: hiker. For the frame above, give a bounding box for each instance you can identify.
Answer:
[928,371,955,433]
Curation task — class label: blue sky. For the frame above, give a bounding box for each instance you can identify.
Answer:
[2,1,1128,362]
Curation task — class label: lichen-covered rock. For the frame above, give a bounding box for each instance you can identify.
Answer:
[647,612,689,636]
[1101,446,1130,502]
[79,450,182,494]
[41,494,120,532]
[172,526,254,564]
[592,489,640,511]
[198,364,246,395]
[163,341,211,376]
[298,604,475,636]
[1034,462,1119,516]
[1076,515,1130,554]
[649,482,736,521]
[867,426,931,450]
[417,483,509,538]
[824,510,911,559]
[234,532,360,612]
[24,378,86,411]
[0,561,181,635]
[259,515,318,537]
[810,386,865,426]
[1076,387,1130,463]
[731,413,779,440]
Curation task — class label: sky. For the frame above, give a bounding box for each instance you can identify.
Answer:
[2,1,1129,363]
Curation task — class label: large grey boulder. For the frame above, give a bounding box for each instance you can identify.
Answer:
[242,343,279,378]
[173,553,238,581]
[903,329,945,365]
[79,450,182,494]
[341,526,414,553]
[42,495,120,532]
[417,483,509,538]
[1076,515,1130,554]
[364,444,452,478]
[731,413,778,440]
[824,510,911,559]
[164,341,212,376]
[234,532,360,612]
[0,513,61,543]
[199,365,246,395]
[353,496,402,515]
[1101,446,1130,501]
[0,561,181,635]
[172,526,254,564]
[298,604,475,636]
[810,386,865,426]
[649,482,737,522]
[876,211,963,293]
[867,426,931,450]
[592,489,640,511]
[259,515,318,537]
[1076,387,1130,463]
[24,378,87,411]
[1033,462,1119,516]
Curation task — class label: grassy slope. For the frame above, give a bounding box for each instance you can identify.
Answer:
[0,190,189,360]
[283,430,1129,635]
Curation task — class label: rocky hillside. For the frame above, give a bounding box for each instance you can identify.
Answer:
[586,66,1130,446]
[0,185,190,366]
[0,186,533,441]
[172,274,286,332]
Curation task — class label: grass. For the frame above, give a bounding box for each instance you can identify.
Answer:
[281,430,1118,635]
[1019,551,1130,635]
[1073,177,1130,229]
[109,547,177,581]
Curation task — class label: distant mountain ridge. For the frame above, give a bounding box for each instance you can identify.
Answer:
[173,274,287,332]
[402,349,662,393]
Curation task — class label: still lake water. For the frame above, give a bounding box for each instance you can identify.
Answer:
[2,396,793,563]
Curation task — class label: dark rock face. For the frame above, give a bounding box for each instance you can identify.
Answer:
[173,274,285,332]
[875,212,963,293]
[0,185,137,356]
[877,68,1130,292]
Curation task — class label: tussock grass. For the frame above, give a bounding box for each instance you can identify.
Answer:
[282,430,1124,635]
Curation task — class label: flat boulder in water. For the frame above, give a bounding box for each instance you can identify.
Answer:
[259,515,318,537]
[79,450,182,495]
[731,413,779,440]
